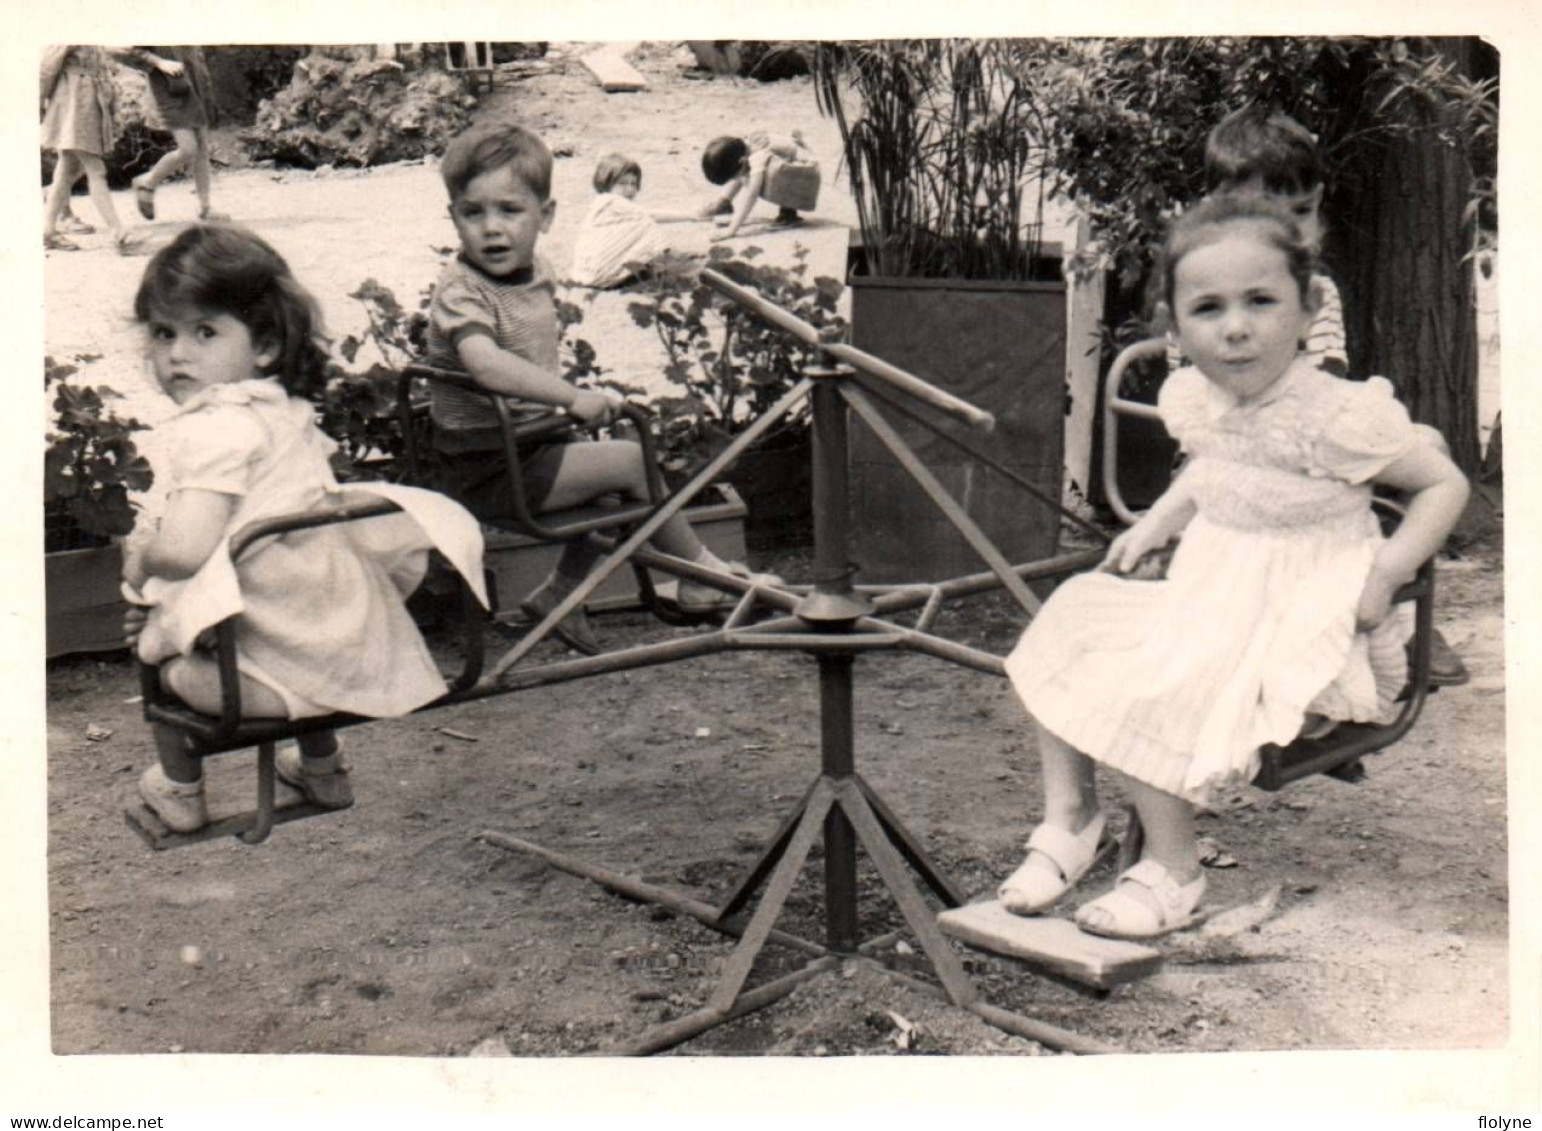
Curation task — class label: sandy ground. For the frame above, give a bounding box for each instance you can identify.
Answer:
[33,40,1516,1104]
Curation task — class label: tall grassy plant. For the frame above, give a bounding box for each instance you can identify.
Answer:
[814,40,1053,281]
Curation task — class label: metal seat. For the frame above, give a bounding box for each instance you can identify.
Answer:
[129,498,487,847]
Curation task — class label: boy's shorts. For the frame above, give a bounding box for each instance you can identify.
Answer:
[434,435,575,523]
[762,160,821,212]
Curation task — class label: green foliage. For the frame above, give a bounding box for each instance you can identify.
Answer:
[624,246,846,479]
[814,40,1053,281]
[44,356,154,551]
[315,261,610,480]
[1022,37,1498,290]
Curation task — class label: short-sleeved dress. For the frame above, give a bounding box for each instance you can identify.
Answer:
[40,46,118,157]
[1005,359,1418,802]
[128,380,487,720]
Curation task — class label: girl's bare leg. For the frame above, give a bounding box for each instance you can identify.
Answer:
[76,152,125,238]
[1114,771,1202,885]
[1008,722,1102,886]
[162,654,290,720]
[43,151,82,234]
[191,129,217,215]
[137,127,195,191]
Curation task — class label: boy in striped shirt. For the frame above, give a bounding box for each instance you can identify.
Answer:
[425,124,778,654]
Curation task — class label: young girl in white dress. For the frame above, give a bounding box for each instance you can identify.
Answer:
[126,224,487,832]
[996,192,1470,938]
[568,153,699,289]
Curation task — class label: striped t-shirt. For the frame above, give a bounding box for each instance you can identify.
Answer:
[1166,270,1348,377]
[425,254,561,446]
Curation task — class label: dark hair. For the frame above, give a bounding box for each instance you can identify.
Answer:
[440,123,552,201]
[701,136,749,185]
[1157,191,1317,318]
[593,152,641,194]
[133,223,330,398]
[1204,106,1323,197]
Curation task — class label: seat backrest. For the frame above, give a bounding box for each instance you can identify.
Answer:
[1099,337,1168,526]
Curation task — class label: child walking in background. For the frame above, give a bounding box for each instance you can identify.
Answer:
[426,124,778,655]
[699,130,821,241]
[40,46,133,253]
[1173,104,1469,683]
[568,153,700,289]
[996,193,1468,938]
[125,47,226,222]
[126,224,487,833]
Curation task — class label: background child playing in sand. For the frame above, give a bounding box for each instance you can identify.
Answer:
[699,130,821,242]
[568,153,701,289]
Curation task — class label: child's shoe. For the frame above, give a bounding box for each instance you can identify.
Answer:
[676,557,785,615]
[1426,628,1470,686]
[276,742,355,809]
[518,575,602,655]
[138,764,209,833]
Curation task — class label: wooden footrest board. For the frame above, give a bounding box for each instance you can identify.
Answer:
[937,899,1164,990]
[125,777,344,850]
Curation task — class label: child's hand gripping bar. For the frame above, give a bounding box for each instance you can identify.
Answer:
[699,268,997,435]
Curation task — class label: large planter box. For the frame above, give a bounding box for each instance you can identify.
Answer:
[482,482,749,615]
[724,430,812,551]
[46,542,128,659]
[848,273,1066,584]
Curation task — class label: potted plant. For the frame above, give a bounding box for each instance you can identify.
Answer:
[813,39,1068,582]
[625,244,847,548]
[44,357,154,658]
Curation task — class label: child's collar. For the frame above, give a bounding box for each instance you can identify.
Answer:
[170,377,288,417]
[458,251,537,286]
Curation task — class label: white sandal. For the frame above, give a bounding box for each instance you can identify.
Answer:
[997,812,1109,915]
[1074,858,1206,939]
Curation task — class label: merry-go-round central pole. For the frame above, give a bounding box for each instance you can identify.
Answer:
[801,366,874,953]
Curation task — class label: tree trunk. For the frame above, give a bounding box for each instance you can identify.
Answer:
[1337,38,1487,476]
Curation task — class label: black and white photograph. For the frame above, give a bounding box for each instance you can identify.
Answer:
[9,0,1537,1118]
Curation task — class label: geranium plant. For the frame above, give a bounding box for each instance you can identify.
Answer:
[623,245,846,480]
[44,356,155,554]
[317,261,613,481]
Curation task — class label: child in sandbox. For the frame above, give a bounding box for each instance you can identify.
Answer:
[424,123,779,655]
[698,130,821,241]
[568,153,701,289]
[994,192,1468,939]
[126,224,487,832]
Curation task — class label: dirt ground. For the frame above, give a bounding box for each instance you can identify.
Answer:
[39,42,1511,1075]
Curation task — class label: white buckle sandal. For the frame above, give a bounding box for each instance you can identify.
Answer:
[1075,858,1206,939]
[997,812,1109,915]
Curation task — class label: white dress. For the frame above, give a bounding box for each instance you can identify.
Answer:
[128,380,487,720]
[1005,360,1418,802]
[568,194,670,289]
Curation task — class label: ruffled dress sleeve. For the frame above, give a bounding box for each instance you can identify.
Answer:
[1155,366,1212,450]
[161,404,266,497]
[1310,376,1419,483]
